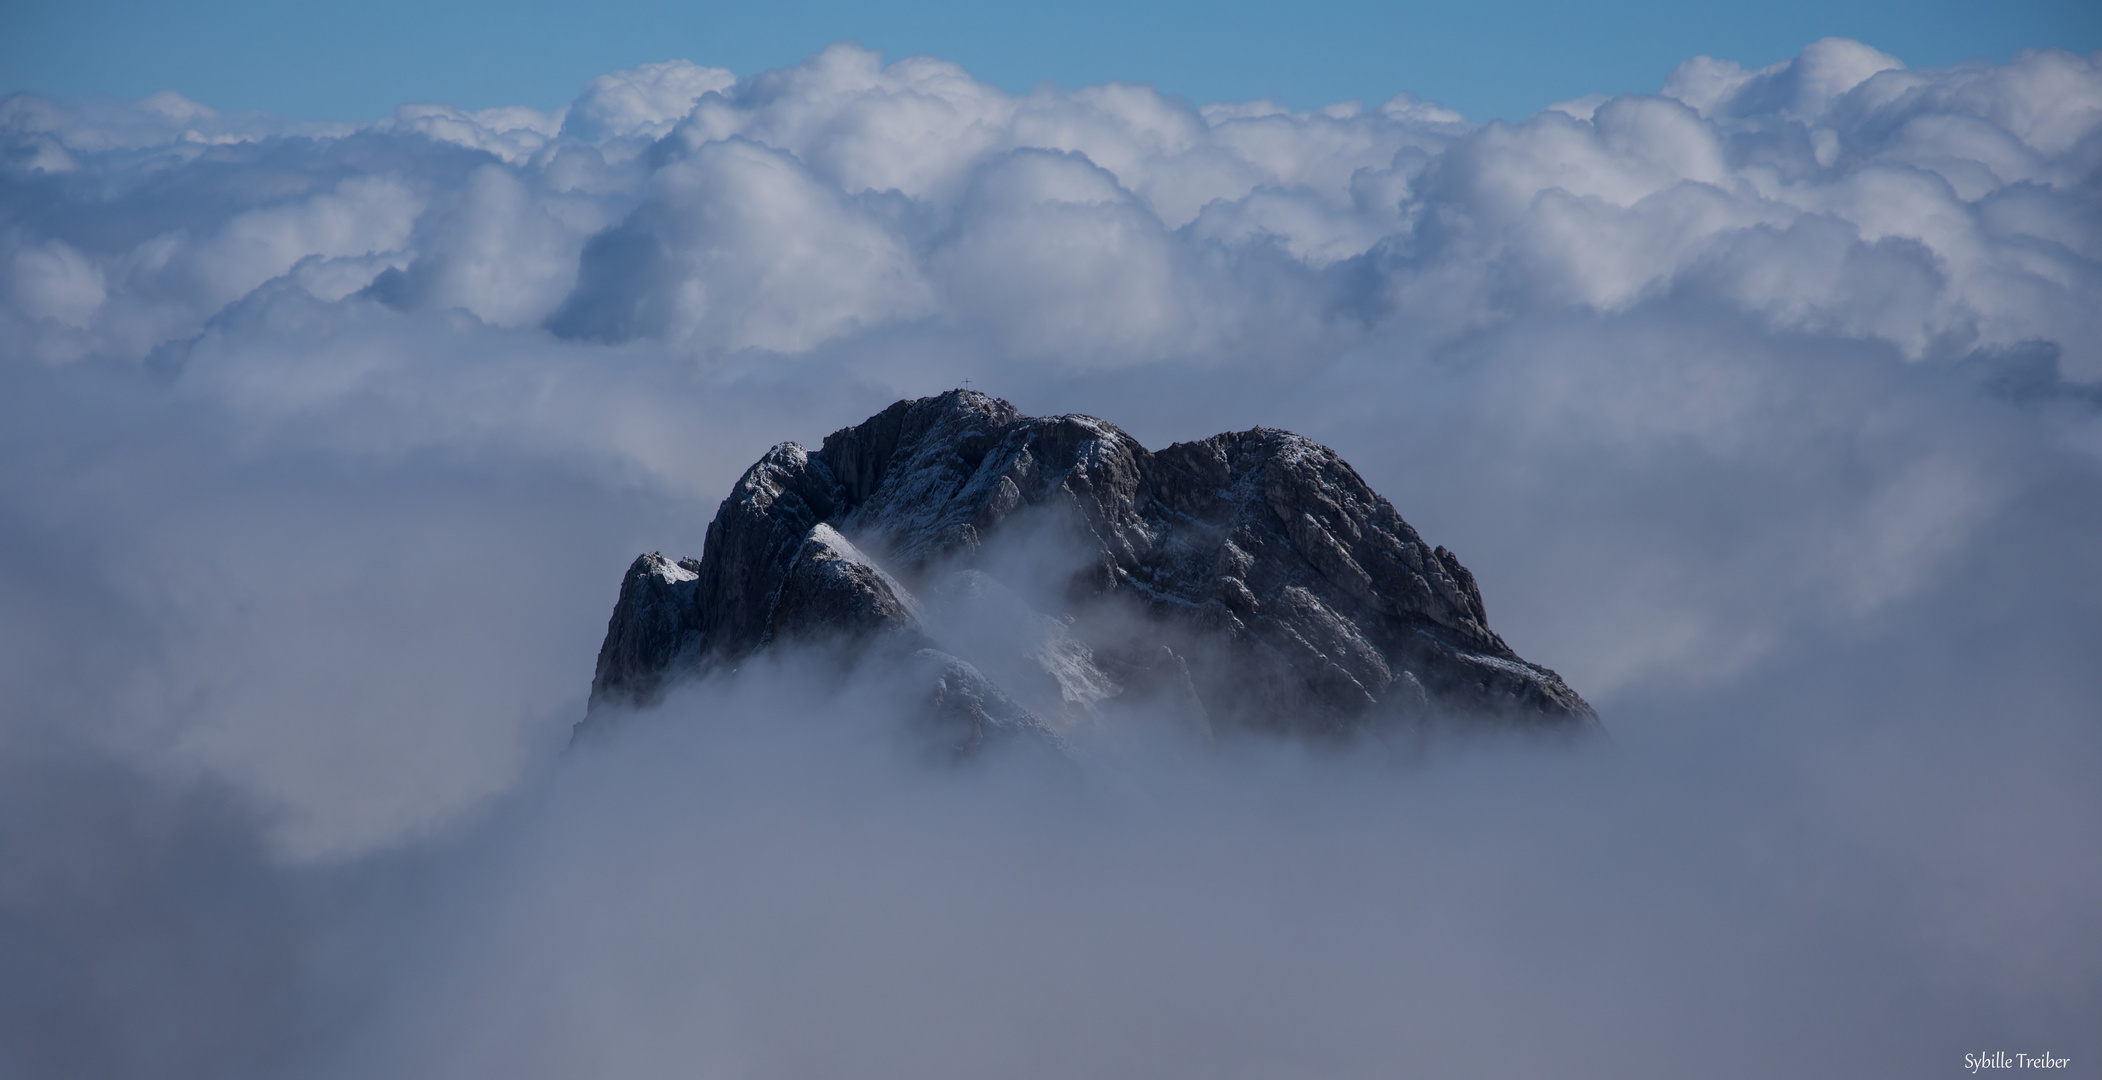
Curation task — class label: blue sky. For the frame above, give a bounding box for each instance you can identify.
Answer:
[4,0,2097,121]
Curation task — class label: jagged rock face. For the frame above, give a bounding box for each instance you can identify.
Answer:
[589,552,703,709]
[587,390,1594,739]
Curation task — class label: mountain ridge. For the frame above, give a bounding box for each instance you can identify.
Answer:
[585,390,1594,745]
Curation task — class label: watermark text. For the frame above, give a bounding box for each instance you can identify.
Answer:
[1966,1051,2071,1072]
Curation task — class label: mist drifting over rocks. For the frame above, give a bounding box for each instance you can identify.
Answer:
[1,37,2099,1078]
[587,389,1593,745]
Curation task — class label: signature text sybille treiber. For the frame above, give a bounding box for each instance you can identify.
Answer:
[1967,1051,2071,1072]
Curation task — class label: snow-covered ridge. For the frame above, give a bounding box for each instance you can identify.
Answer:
[585,390,1595,747]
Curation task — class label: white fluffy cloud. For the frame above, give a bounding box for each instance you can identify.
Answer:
[560,59,738,143]
[5,39,2094,373]
[0,38,2098,1078]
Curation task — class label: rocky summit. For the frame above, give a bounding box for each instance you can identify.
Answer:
[584,391,1594,747]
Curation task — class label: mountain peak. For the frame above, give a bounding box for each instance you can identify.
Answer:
[584,392,1594,746]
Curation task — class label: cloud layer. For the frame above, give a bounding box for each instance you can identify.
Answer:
[1,38,2099,1077]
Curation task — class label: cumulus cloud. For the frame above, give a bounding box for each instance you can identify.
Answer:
[386,103,565,165]
[550,136,935,352]
[0,38,2098,1077]
[559,59,738,143]
[11,39,2096,373]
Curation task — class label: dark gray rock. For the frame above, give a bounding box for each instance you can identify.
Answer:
[912,648,1043,757]
[766,524,922,647]
[584,390,1595,737]
[588,552,704,710]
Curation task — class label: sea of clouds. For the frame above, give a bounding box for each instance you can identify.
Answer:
[2,38,2099,1078]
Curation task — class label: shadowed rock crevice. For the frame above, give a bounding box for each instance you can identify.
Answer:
[585,390,1594,742]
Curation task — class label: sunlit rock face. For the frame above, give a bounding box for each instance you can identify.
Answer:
[586,390,1595,742]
